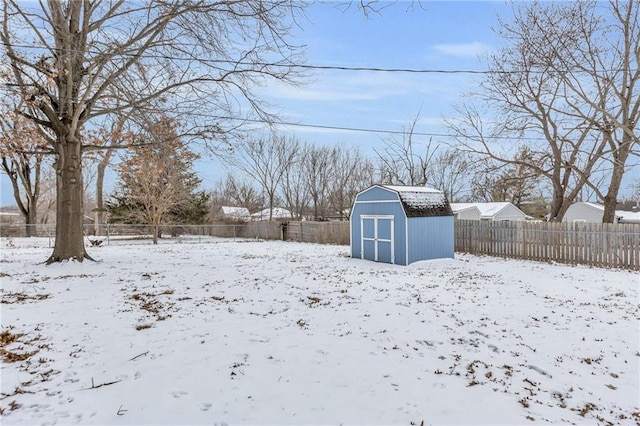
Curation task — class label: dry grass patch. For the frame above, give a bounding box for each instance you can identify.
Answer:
[0,327,40,363]
[0,291,50,304]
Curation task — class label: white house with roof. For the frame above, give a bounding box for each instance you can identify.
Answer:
[0,211,23,224]
[450,204,481,220]
[450,202,527,221]
[251,207,292,221]
[216,206,251,222]
[563,202,640,224]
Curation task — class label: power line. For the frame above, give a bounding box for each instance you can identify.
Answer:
[251,63,493,74]
[0,43,560,76]
[237,116,447,136]
[215,115,549,141]
[7,43,636,75]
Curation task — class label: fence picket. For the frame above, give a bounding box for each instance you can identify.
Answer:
[455,219,639,270]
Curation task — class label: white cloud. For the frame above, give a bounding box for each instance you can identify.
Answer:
[387,115,447,128]
[269,83,379,102]
[263,70,447,103]
[432,41,492,58]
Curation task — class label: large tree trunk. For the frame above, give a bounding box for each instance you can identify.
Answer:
[25,208,37,238]
[602,160,626,224]
[602,136,633,224]
[47,136,91,264]
[152,224,159,245]
[547,182,565,222]
[94,158,107,235]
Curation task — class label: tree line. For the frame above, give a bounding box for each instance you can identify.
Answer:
[1,1,638,262]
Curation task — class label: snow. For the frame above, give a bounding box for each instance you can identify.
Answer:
[617,210,640,224]
[251,207,292,220]
[220,207,251,222]
[383,186,450,213]
[383,185,443,194]
[451,202,513,217]
[1,237,639,425]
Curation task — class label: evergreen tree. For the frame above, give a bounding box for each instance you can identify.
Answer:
[107,118,203,244]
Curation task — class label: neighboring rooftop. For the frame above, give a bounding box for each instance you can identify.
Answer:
[450,202,513,217]
[251,207,292,220]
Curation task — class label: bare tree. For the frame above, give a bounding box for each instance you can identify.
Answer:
[375,114,437,186]
[209,173,264,214]
[36,167,57,225]
[376,114,474,201]
[449,1,639,222]
[555,1,640,222]
[426,147,475,203]
[301,145,336,220]
[469,148,545,205]
[226,135,299,221]
[448,103,603,221]
[328,146,375,219]
[83,118,133,235]
[629,179,640,202]
[1,0,307,262]
[279,143,311,219]
[0,102,49,236]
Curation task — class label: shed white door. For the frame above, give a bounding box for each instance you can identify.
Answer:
[361,215,394,263]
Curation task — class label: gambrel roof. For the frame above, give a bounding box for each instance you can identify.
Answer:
[382,185,453,217]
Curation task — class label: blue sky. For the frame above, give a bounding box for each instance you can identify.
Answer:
[209,0,512,190]
[258,1,505,147]
[2,1,636,206]
[3,1,514,206]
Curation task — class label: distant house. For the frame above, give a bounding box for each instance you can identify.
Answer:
[216,206,251,222]
[0,211,23,225]
[251,207,292,221]
[563,202,640,224]
[450,204,481,220]
[450,202,527,222]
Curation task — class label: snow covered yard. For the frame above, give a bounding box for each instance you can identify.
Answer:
[0,237,638,425]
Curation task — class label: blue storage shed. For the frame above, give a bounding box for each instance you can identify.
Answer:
[350,185,454,265]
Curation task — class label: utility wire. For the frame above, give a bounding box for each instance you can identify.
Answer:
[0,43,592,75]
[0,44,619,142]
[216,115,551,141]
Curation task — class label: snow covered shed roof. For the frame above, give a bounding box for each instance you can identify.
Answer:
[382,185,453,217]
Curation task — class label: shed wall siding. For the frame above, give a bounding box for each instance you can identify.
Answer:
[355,186,401,202]
[407,216,454,263]
[351,185,454,266]
[350,199,408,265]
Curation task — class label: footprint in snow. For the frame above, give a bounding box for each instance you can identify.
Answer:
[171,390,188,398]
[199,402,212,411]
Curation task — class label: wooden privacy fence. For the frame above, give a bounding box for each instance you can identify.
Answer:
[202,221,349,244]
[455,219,640,270]
[5,220,638,269]
[283,221,350,245]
